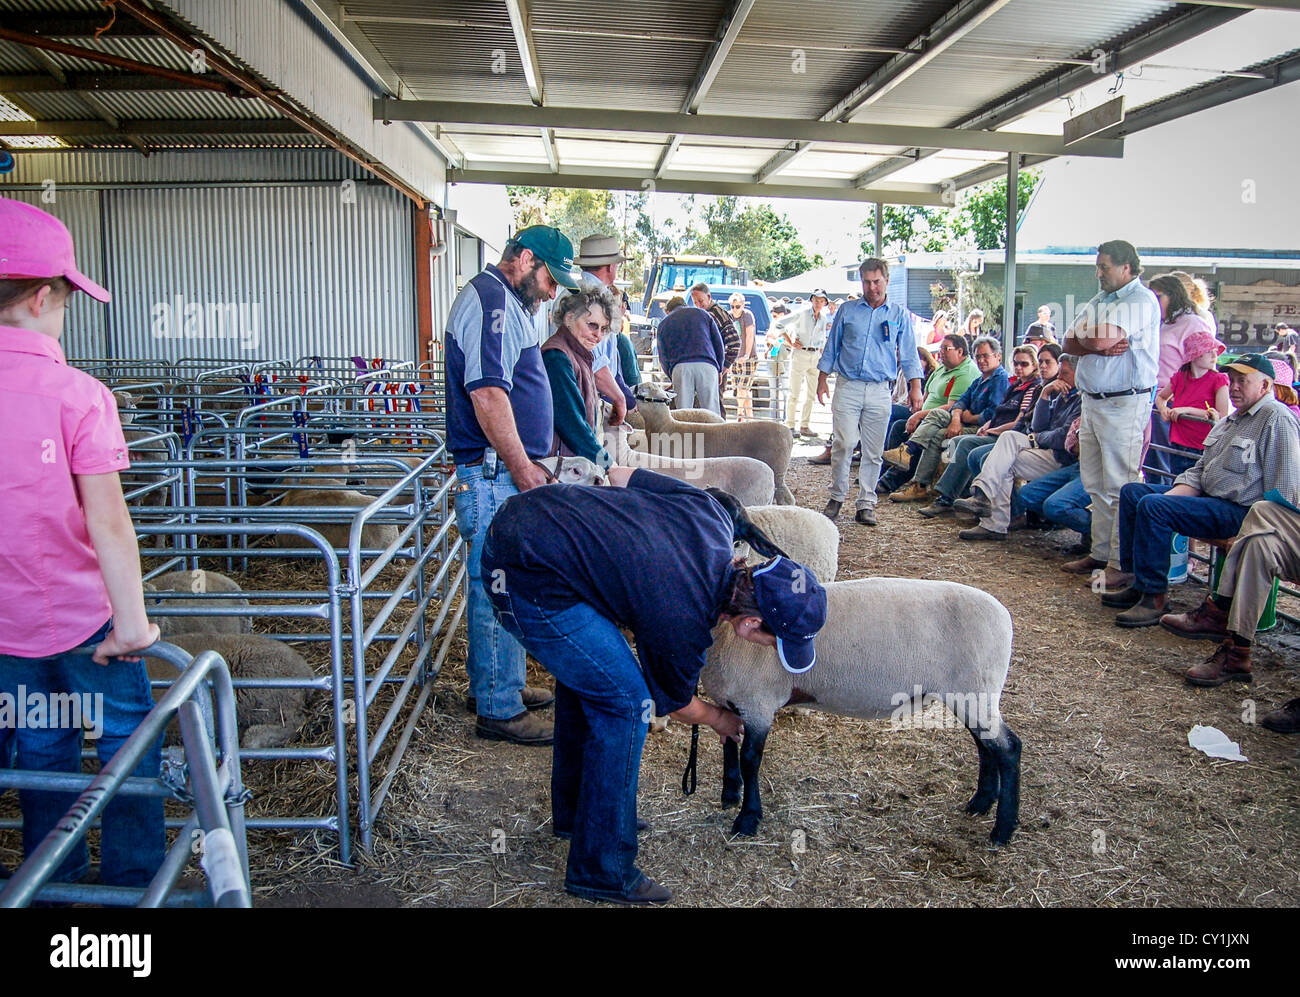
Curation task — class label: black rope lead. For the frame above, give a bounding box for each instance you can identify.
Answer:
[681,723,699,796]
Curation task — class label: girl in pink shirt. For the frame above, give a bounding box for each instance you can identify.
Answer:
[0,197,161,889]
[1155,330,1229,477]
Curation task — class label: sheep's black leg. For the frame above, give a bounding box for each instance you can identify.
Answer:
[730,725,770,836]
[988,723,1022,846]
[721,737,741,808]
[964,724,999,817]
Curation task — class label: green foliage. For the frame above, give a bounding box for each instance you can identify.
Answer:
[682,196,822,281]
[507,186,616,244]
[859,169,1041,257]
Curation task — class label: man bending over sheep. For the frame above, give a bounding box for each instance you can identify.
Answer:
[481,469,826,905]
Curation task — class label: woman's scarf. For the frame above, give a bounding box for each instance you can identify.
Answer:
[542,325,598,456]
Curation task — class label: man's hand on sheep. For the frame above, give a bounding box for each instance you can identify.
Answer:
[671,696,744,745]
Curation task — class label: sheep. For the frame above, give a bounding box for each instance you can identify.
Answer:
[632,382,793,504]
[143,569,252,636]
[625,406,724,430]
[706,492,839,584]
[700,577,1021,845]
[534,454,607,485]
[274,482,401,554]
[151,634,316,750]
[606,426,775,507]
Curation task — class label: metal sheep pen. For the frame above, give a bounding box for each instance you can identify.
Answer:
[111,364,462,863]
[0,641,251,908]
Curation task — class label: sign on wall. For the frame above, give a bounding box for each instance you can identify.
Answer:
[1216,280,1300,350]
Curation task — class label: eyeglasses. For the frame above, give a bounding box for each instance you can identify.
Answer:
[1013,361,1033,369]
[975,352,997,361]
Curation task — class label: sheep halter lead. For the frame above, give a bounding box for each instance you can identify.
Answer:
[681,723,700,796]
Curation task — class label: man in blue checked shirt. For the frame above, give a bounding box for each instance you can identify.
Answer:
[815,258,923,526]
[444,224,578,747]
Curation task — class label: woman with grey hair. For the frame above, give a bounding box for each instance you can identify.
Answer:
[542,284,618,466]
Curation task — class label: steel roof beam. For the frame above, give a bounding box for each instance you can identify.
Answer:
[856,3,1248,187]
[752,0,1012,182]
[504,0,545,106]
[449,165,948,206]
[653,0,757,178]
[0,14,153,37]
[376,99,1124,158]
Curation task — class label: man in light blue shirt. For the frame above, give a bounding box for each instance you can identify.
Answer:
[1060,239,1162,586]
[815,258,923,525]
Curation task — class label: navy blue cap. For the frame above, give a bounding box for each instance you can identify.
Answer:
[751,556,827,674]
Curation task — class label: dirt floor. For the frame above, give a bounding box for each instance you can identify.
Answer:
[247,444,1299,908]
[4,447,1297,907]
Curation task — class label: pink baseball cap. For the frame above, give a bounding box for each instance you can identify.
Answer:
[0,197,110,302]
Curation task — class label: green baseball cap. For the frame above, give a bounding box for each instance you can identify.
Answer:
[513,225,579,290]
[1220,353,1276,379]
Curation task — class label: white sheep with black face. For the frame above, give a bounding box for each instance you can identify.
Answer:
[696,513,1021,846]
[631,383,794,504]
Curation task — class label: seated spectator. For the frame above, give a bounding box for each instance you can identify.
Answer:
[1103,354,1300,626]
[1153,331,1228,479]
[542,284,618,466]
[1265,355,1300,422]
[883,336,1008,502]
[656,295,725,413]
[1019,415,1090,551]
[1160,500,1300,722]
[947,353,1082,538]
[876,333,977,490]
[920,344,1044,517]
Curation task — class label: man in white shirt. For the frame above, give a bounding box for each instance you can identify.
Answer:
[1060,240,1162,590]
[773,288,834,438]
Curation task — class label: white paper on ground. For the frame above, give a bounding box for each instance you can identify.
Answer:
[1188,724,1248,762]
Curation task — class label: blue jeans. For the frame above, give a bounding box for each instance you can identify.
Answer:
[1020,464,1090,539]
[490,593,650,900]
[0,619,164,886]
[935,436,993,500]
[1118,483,1249,594]
[453,463,528,720]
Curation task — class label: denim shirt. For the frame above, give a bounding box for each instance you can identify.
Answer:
[818,297,921,385]
[953,367,1011,426]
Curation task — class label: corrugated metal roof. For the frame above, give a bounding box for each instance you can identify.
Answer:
[2,0,1295,198]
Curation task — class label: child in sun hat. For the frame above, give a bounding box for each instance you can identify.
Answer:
[1266,354,1300,422]
[1154,329,1230,477]
[0,196,163,888]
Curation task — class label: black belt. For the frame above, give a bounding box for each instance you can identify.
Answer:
[799,346,822,351]
[459,456,484,467]
[1084,386,1153,400]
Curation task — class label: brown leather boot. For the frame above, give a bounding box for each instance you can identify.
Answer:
[1161,596,1230,642]
[475,711,556,745]
[1184,639,1253,687]
[808,446,832,466]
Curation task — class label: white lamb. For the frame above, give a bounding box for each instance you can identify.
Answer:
[625,406,724,430]
[632,383,793,504]
[735,505,839,584]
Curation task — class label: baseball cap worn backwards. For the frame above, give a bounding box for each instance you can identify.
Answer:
[1221,353,1276,379]
[0,197,110,302]
[751,556,828,674]
[514,224,579,290]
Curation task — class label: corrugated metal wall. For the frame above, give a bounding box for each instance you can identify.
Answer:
[0,149,370,186]
[103,183,414,362]
[2,188,108,358]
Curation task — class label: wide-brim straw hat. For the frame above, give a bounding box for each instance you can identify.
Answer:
[573,234,628,267]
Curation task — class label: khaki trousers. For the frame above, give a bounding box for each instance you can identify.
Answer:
[970,431,1063,533]
[1078,392,1149,565]
[1217,501,1300,641]
[786,349,821,430]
